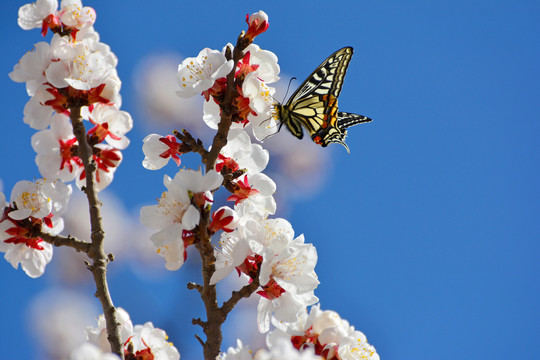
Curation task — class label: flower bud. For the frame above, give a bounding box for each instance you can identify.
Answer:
[209,206,239,234]
[245,10,269,41]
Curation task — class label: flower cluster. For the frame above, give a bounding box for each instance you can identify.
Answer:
[268,305,380,360]
[10,0,132,191]
[140,169,223,270]
[0,179,72,277]
[176,11,278,142]
[212,217,318,333]
[218,305,379,360]
[217,338,321,360]
[73,307,180,360]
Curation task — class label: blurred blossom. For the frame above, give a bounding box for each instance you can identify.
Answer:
[29,288,99,360]
[133,53,211,140]
[125,221,173,278]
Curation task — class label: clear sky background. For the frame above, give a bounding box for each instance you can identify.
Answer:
[1,1,539,359]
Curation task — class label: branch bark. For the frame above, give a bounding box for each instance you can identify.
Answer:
[38,232,91,253]
[220,278,260,317]
[70,105,124,359]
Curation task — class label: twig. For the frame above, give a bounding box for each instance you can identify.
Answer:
[38,232,91,253]
[195,334,205,348]
[173,129,208,159]
[70,105,124,359]
[192,318,206,328]
[220,278,260,317]
[187,282,203,294]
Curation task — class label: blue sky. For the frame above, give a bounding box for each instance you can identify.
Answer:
[1,1,539,359]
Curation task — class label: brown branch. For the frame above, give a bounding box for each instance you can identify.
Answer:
[192,318,206,328]
[70,105,124,359]
[204,33,252,171]
[173,129,208,159]
[194,203,224,360]
[189,31,255,360]
[220,278,260,317]
[38,232,91,253]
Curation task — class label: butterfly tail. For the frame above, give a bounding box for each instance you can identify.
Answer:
[337,112,372,130]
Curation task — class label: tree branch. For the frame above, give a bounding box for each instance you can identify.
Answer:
[220,278,260,317]
[38,231,91,253]
[187,31,254,360]
[194,203,224,360]
[70,105,124,359]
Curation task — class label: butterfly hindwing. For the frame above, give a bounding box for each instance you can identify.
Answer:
[274,47,372,151]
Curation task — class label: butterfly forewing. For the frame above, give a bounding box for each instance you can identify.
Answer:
[288,47,353,103]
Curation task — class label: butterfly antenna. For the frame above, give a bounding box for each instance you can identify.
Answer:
[282,77,297,103]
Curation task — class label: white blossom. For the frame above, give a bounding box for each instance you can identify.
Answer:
[90,104,133,149]
[337,331,380,360]
[100,69,122,104]
[9,178,72,220]
[244,44,280,84]
[127,322,180,360]
[32,113,81,182]
[9,41,52,96]
[86,308,180,360]
[255,337,320,360]
[0,228,53,278]
[218,131,269,174]
[59,0,96,29]
[0,178,71,277]
[86,307,133,351]
[45,43,117,90]
[217,339,253,360]
[256,234,318,295]
[210,217,255,285]
[142,134,180,170]
[140,170,222,270]
[268,305,379,360]
[176,48,233,98]
[51,33,90,61]
[233,173,277,221]
[17,0,58,30]
[23,95,55,129]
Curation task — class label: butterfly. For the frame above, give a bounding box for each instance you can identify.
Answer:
[274,47,372,153]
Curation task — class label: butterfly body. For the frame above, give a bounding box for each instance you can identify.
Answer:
[274,47,372,152]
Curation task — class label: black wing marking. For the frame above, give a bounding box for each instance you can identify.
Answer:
[287,47,353,104]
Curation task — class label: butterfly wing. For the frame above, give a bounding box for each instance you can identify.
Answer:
[288,47,353,103]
